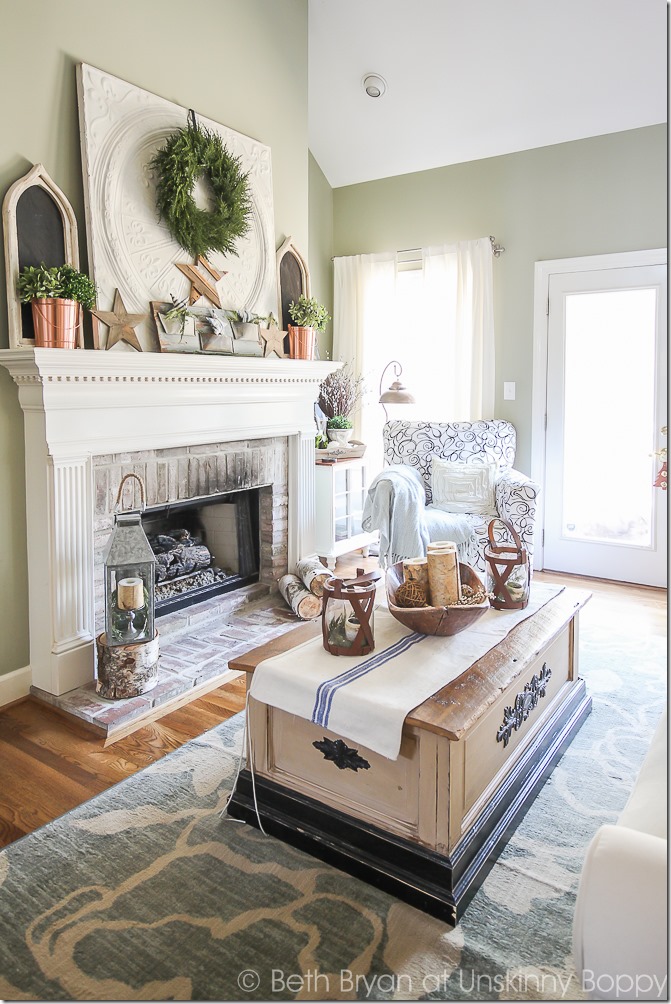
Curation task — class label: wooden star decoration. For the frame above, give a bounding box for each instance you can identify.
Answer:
[175,255,225,307]
[260,324,287,358]
[91,289,146,352]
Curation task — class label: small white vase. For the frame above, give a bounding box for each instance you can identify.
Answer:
[327,428,352,445]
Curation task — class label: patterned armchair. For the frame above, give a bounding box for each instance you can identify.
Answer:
[382,419,540,573]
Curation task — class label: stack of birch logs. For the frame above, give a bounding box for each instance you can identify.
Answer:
[278,556,331,619]
[396,541,485,608]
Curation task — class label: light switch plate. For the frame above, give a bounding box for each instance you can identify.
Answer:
[503,382,516,401]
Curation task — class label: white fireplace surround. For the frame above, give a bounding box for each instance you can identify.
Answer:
[1,349,339,696]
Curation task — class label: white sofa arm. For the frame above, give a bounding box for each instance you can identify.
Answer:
[573,824,667,1000]
[495,469,540,562]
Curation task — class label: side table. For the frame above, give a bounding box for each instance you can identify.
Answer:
[314,457,377,569]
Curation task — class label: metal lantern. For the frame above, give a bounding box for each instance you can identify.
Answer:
[322,569,380,657]
[484,518,530,610]
[103,473,156,647]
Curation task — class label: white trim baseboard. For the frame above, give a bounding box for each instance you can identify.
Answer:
[0,665,31,708]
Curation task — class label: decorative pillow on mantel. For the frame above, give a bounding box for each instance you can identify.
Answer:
[431,457,498,515]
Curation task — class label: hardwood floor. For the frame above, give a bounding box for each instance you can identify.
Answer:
[0,553,665,851]
[0,676,247,849]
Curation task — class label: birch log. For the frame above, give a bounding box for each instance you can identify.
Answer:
[96,631,160,699]
[278,573,322,619]
[427,542,461,606]
[402,557,430,596]
[295,556,331,597]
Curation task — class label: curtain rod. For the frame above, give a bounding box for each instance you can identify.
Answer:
[332,236,505,262]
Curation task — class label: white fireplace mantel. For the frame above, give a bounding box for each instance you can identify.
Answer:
[1,348,340,695]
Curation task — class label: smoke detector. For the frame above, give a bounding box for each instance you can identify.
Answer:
[363,74,387,98]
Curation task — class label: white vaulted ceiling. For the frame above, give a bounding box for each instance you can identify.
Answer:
[308,0,667,188]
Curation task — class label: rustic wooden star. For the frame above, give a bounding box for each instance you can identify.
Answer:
[175,255,224,307]
[91,289,146,352]
[260,323,287,358]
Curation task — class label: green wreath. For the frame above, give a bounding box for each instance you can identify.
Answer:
[151,117,253,259]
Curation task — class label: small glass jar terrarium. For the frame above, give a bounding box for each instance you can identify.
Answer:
[103,474,156,647]
[484,518,530,610]
[322,571,378,656]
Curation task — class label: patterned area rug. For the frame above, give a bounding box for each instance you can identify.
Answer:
[0,608,665,1001]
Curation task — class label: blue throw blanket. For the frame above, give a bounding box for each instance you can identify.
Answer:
[362,464,472,568]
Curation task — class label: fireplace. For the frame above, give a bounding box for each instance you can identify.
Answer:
[144,490,261,616]
[0,349,339,697]
[92,434,288,635]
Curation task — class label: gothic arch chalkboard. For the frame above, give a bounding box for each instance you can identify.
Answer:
[2,163,80,348]
[276,236,311,333]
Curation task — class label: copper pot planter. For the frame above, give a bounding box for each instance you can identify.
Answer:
[31,298,81,348]
[288,324,316,360]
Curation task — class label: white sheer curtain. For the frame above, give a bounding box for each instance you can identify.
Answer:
[333,237,495,476]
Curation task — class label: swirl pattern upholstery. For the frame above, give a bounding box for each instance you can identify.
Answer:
[382,420,540,572]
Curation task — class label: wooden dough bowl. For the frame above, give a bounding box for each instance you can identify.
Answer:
[386,561,489,636]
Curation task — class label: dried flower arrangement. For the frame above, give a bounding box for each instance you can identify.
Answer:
[318,364,364,421]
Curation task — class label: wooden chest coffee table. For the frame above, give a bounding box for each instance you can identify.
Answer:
[227,588,591,923]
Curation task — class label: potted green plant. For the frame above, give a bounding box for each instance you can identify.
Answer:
[287,295,331,360]
[18,263,97,349]
[326,414,354,445]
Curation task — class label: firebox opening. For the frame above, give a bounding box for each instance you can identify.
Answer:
[142,489,261,616]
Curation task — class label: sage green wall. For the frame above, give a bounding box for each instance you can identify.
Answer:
[0,0,308,677]
[332,125,667,472]
[308,152,334,358]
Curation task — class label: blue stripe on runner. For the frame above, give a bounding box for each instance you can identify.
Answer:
[312,634,419,725]
[311,632,426,727]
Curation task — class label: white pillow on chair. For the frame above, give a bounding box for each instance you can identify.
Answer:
[431,457,498,515]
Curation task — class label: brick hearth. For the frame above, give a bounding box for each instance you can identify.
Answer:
[33,584,301,737]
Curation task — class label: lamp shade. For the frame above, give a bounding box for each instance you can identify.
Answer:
[378,360,415,419]
[379,379,415,406]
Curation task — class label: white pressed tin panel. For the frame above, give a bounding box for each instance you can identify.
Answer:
[77,63,277,351]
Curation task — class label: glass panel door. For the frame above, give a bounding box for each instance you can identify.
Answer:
[562,288,657,546]
[544,264,667,586]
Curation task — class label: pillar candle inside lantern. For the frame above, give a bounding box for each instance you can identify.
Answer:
[117,577,145,610]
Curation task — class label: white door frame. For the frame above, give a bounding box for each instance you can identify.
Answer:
[531,248,667,571]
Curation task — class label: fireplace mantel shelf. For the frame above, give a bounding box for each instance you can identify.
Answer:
[0,348,341,458]
[0,348,340,385]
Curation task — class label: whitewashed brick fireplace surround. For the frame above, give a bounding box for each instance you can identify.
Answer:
[1,349,338,697]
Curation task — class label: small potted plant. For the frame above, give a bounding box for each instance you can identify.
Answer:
[326,414,354,445]
[18,263,97,349]
[287,295,331,360]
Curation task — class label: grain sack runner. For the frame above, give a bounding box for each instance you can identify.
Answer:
[250,582,563,760]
